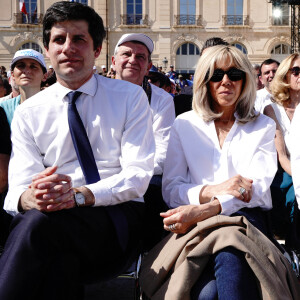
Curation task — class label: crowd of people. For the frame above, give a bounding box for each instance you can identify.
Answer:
[0,1,299,300]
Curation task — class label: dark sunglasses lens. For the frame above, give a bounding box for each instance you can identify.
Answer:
[227,68,245,81]
[210,68,244,82]
[210,69,225,82]
[292,67,300,76]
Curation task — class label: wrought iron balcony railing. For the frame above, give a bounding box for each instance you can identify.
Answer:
[14,13,43,25]
[223,15,249,26]
[174,15,202,26]
[120,14,149,26]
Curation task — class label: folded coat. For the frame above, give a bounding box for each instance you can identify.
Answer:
[139,215,300,300]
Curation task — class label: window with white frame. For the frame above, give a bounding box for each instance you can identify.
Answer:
[179,0,196,25]
[272,3,289,26]
[126,0,143,25]
[176,43,200,73]
[231,43,247,54]
[19,42,43,54]
[271,44,291,62]
[227,0,243,25]
[21,0,38,24]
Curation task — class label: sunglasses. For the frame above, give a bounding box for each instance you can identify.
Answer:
[208,68,245,82]
[290,66,300,76]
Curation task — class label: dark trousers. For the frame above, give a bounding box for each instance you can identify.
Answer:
[0,191,12,249]
[0,201,144,300]
[191,208,268,300]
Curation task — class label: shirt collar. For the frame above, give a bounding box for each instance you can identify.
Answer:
[57,74,98,102]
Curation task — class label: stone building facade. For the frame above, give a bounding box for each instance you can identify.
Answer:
[0,0,292,73]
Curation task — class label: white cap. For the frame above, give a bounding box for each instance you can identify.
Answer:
[93,66,97,70]
[101,65,106,69]
[115,33,154,55]
[11,49,47,72]
[49,65,53,69]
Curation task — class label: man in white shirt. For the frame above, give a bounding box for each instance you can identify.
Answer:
[255,59,279,113]
[112,33,175,249]
[0,2,155,299]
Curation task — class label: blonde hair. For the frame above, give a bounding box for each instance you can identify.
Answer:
[270,53,299,106]
[192,45,257,123]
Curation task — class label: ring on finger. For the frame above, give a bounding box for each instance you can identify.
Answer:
[168,224,176,231]
[239,187,246,195]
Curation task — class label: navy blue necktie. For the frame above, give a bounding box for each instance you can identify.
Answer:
[67,91,128,251]
[67,91,100,184]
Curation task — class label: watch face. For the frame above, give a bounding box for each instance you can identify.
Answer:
[75,193,85,206]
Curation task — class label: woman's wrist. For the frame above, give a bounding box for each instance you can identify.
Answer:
[199,185,214,204]
[210,198,222,215]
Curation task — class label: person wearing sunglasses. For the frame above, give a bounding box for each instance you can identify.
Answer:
[140,46,300,299]
[264,53,300,251]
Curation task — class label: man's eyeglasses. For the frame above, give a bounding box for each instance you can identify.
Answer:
[207,68,246,82]
[290,66,300,76]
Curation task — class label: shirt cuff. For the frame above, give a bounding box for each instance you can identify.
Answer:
[187,185,203,205]
[85,181,112,206]
[215,194,238,216]
[4,186,27,216]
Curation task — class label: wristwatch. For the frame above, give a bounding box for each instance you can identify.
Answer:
[74,191,86,207]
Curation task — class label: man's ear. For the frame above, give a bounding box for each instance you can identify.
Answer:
[259,75,263,84]
[42,72,48,83]
[145,61,152,76]
[94,46,102,58]
[45,47,50,59]
[111,56,116,70]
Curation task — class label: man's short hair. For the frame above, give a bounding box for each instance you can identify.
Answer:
[147,71,167,88]
[43,1,106,51]
[260,59,280,74]
[1,76,11,96]
[200,37,229,55]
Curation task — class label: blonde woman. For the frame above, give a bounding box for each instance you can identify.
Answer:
[139,46,295,300]
[264,53,300,250]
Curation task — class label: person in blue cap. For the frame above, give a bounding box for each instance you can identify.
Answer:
[0,49,47,126]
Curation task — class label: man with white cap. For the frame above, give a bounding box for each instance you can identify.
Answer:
[112,33,175,250]
[101,64,107,76]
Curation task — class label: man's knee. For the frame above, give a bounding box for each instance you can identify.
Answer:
[9,209,52,242]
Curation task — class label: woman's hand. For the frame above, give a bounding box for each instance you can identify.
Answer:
[201,175,253,203]
[161,200,221,235]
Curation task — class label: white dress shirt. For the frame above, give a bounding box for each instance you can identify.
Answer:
[290,105,300,209]
[271,103,292,156]
[162,110,277,216]
[5,74,155,215]
[149,83,175,175]
[255,87,272,113]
